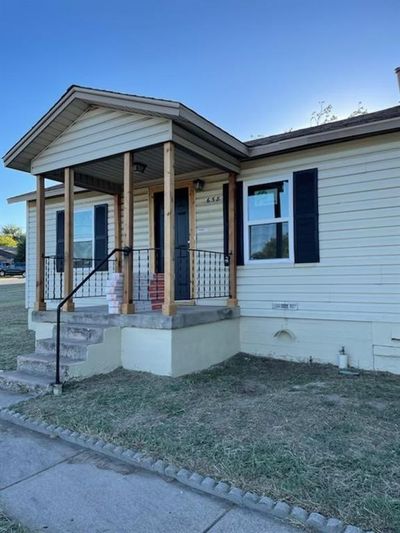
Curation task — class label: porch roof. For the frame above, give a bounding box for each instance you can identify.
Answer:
[3,85,248,176]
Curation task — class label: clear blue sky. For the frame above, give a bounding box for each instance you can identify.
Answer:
[0,0,399,230]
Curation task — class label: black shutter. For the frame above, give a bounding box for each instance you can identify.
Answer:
[56,210,64,273]
[236,181,244,265]
[94,204,108,271]
[223,183,229,257]
[222,181,244,266]
[293,168,319,263]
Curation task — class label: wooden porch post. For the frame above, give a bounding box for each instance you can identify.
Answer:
[63,167,75,311]
[162,141,177,316]
[121,152,135,314]
[34,175,46,311]
[114,193,122,273]
[227,172,238,307]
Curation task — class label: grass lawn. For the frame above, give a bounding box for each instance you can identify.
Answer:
[0,282,34,370]
[0,511,25,533]
[14,355,400,532]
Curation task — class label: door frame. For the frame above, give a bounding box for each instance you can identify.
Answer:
[149,180,196,302]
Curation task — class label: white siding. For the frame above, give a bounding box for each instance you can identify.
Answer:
[238,132,400,323]
[31,107,171,174]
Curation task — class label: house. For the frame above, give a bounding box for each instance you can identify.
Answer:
[0,246,16,266]
[2,81,400,392]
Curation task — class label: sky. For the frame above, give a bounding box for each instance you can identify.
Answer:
[0,0,399,230]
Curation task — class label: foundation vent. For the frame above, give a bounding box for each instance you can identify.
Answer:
[272,302,298,311]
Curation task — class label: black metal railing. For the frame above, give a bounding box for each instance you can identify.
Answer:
[44,256,119,300]
[54,247,131,386]
[45,247,230,303]
[176,247,230,299]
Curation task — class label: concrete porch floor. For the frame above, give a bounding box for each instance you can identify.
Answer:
[32,305,240,330]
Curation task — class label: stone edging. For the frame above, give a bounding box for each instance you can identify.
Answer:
[0,407,372,533]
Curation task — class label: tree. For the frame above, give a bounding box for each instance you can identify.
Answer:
[0,234,17,247]
[310,101,368,126]
[1,224,23,241]
[310,101,338,126]
[15,234,26,263]
[348,101,368,118]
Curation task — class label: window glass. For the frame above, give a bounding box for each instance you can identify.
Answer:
[74,210,93,267]
[249,222,289,260]
[74,210,93,241]
[248,181,289,221]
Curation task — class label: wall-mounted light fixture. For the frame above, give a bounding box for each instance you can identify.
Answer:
[193,179,205,192]
[133,162,147,174]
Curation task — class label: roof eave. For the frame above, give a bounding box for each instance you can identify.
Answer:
[247,116,400,159]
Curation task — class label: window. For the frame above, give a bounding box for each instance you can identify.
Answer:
[244,177,293,263]
[74,209,93,268]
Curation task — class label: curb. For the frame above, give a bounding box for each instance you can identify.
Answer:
[0,407,373,533]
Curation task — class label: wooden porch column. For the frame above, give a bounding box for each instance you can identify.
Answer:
[121,152,135,314]
[63,167,75,311]
[34,175,46,311]
[227,172,238,307]
[162,141,177,316]
[114,193,122,273]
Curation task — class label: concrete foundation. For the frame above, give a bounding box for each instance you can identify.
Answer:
[121,318,240,376]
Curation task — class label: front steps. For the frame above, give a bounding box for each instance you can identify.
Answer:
[0,322,115,394]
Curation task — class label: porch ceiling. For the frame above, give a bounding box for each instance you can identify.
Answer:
[44,144,218,194]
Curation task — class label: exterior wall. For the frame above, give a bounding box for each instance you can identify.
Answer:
[25,131,400,374]
[239,132,400,373]
[31,107,171,175]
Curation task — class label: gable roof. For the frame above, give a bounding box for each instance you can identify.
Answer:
[3,86,400,173]
[3,85,248,173]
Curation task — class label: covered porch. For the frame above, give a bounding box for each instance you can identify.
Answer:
[25,89,244,317]
[2,86,246,389]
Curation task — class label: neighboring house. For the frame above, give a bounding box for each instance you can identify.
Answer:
[2,82,400,392]
[0,246,16,265]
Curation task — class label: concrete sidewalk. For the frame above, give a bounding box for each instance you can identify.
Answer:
[0,405,302,533]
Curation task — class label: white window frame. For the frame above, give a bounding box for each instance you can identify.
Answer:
[73,207,95,267]
[243,175,294,265]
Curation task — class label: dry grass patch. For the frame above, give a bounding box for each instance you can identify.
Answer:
[0,282,34,370]
[15,355,400,532]
[0,511,25,533]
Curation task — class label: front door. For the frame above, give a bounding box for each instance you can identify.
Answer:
[154,188,190,300]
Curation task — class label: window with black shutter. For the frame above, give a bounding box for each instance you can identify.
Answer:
[241,169,319,264]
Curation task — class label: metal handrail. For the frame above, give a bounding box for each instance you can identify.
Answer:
[54,247,131,386]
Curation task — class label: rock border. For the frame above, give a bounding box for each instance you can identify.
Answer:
[0,407,372,533]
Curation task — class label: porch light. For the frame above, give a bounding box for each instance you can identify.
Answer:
[133,161,147,174]
[193,179,205,192]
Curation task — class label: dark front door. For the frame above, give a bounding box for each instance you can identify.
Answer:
[154,188,190,300]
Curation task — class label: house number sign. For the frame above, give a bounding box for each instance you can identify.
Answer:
[206,195,221,204]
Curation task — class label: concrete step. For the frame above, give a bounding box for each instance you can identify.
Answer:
[36,338,89,360]
[17,353,85,379]
[0,370,53,393]
[54,324,105,343]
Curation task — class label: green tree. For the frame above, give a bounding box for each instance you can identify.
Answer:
[15,234,26,262]
[0,234,17,247]
[1,224,23,241]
